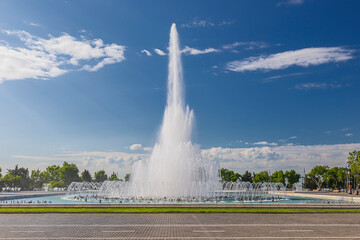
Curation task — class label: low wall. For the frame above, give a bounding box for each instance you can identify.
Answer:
[0,191,65,201]
[279,191,360,203]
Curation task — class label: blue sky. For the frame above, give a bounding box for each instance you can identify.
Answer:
[0,0,359,177]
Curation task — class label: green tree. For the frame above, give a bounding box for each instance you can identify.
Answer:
[0,166,2,178]
[7,165,31,190]
[325,167,347,190]
[285,170,301,188]
[31,169,47,189]
[58,162,80,186]
[242,171,252,182]
[271,170,285,185]
[2,173,21,189]
[307,165,329,190]
[253,171,270,183]
[94,170,108,182]
[220,168,241,182]
[108,172,120,181]
[42,165,61,183]
[50,180,65,188]
[347,150,360,189]
[81,169,92,182]
[125,173,131,182]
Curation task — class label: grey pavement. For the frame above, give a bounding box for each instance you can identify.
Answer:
[1,213,360,239]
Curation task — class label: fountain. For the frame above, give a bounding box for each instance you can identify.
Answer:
[67,24,285,203]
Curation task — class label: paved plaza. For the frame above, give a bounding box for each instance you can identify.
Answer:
[1,213,360,239]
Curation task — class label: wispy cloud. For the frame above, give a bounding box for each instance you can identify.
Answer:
[264,72,305,82]
[0,30,126,82]
[346,133,353,137]
[154,48,166,56]
[254,141,278,146]
[141,49,152,56]
[222,41,268,51]
[295,82,342,90]
[182,46,221,55]
[226,47,353,72]
[277,0,305,7]
[181,19,233,28]
[24,21,40,27]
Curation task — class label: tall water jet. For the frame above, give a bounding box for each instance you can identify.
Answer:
[127,23,220,198]
[68,24,287,202]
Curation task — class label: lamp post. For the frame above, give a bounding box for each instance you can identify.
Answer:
[347,163,351,194]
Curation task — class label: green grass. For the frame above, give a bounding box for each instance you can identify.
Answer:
[1,208,360,213]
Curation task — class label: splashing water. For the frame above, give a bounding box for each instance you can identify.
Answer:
[98,24,221,199]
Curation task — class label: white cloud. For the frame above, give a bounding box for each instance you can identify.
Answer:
[226,47,353,72]
[289,136,297,139]
[182,46,221,55]
[141,49,152,56]
[346,133,353,137]
[11,143,360,177]
[254,141,278,146]
[25,22,40,27]
[202,143,360,173]
[154,48,166,56]
[143,147,153,152]
[222,41,268,50]
[181,19,233,28]
[295,82,342,90]
[0,30,126,82]
[128,144,143,151]
[342,128,350,132]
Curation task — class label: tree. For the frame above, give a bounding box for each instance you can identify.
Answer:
[325,167,346,190]
[242,171,252,182]
[0,166,2,178]
[271,170,285,185]
[220,168,241,182]
[50,180,65,188]
[347,150,360,189]
[31,169,46,189]
[108,172,120,181]
[253,171,270,183]
[285,170,301,189]
[307,165,329,190]
[7,165,31,190]
[2,173,21,189]
[58,162,80,186]
[81,169,92,182]
[94,170,108,182]
[125,173,131,182]
[42,165,61,183]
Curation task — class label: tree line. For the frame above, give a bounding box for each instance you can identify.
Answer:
[220,150,360,191]
[0,150,358,191]
[0,162,130,191]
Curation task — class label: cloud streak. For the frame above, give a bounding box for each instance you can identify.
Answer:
[181,19,233,28]
[154,48,166,56]
[295,82,343,90]
[222,41,268,50]
[141,49,152,56]
[0,30,126,82]
[181,46,221,55]
[226,47,353,72]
